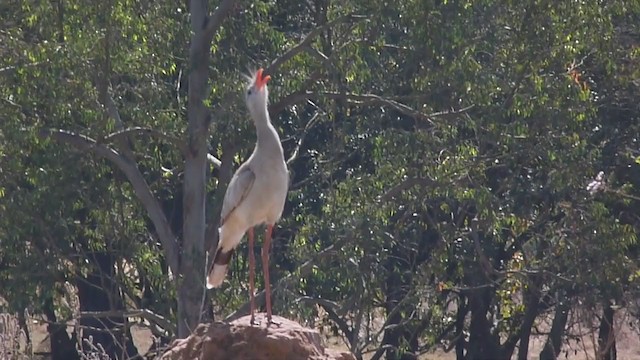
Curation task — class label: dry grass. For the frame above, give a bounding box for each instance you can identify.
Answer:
[0,312,30,359]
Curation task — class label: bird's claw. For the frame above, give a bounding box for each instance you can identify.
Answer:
[266,317,281,328]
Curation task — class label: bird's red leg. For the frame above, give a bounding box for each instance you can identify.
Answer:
[248,227,256,325]
[262,224,278,326]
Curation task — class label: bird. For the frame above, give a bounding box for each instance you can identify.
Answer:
[206,68,289,326]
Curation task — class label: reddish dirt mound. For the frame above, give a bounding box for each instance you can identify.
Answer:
[159,314,355,360]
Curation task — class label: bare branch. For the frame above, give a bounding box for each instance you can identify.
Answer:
[308,47,329,62]
[428,104,475,120]
[369,345,396,360]
[39,128,180,273]
[607,188,640,202]
[79,309,176,336]
[264,14,368,75]
[378,177,435,202]
[271,91,473,124]
[202,0,237,40]
[286,110,321,165]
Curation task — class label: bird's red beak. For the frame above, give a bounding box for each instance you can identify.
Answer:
[255,68,271,90]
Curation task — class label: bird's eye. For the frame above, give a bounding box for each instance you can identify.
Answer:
[247,88,253,96]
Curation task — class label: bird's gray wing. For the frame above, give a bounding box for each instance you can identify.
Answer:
[220,165,256,225]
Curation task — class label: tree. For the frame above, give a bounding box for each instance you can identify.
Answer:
[2,0,640,359]
[34,0,239,339]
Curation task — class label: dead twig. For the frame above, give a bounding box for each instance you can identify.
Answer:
[286,110,322,165]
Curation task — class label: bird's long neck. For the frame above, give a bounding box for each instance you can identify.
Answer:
[252,106,283,155]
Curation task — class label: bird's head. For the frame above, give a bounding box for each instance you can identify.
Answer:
[245,68,271,117]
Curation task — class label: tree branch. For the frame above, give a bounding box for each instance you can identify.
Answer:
[286,110,321,165]
[297,296,355,346]
[100,127,223,169]
[79,309,176,336]
[102,127,181,147]
[93,56,139,163]
[39,128,180,273]
[264,14,368,75]
[469,219,499,279]
[202,0,237,40]
[378,177,436,202]
[0,61,48,75]
[270,91,473,124]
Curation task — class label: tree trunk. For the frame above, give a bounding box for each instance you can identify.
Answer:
[76,251,138,359]
[454,296,467,360]
[380,240,422,360]
[598,304,616,360]
[539,294,570,360]
[515,286,541,360]
[467,288,503,360]
[43,296,79,360]
[380,266,405,360]
[178,0,213,338]
[178,0,237,337]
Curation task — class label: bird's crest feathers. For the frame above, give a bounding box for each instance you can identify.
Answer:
[242,68,271,93]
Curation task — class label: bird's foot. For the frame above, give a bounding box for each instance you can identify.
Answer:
[265,316,281,328]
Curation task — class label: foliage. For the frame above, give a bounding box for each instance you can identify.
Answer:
[1,0,639,359]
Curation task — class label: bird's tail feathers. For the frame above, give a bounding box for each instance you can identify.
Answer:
[206,247,235,289]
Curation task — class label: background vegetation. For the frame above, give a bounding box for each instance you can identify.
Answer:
[1,0,639,359]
